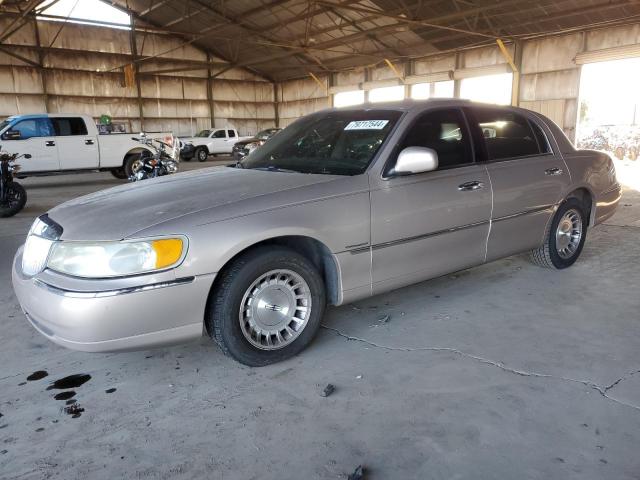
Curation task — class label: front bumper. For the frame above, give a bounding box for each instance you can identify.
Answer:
[12,247,214,352]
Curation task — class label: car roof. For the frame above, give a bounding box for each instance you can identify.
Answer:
[5,113,91,120]
[321,98,534,116]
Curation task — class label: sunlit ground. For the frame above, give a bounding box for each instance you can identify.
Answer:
[614,158,640,191]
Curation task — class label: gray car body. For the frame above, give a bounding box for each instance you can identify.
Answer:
[12,99,621,352]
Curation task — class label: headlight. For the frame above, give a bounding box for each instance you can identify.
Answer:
[46,237,186,278]
[246,142,260,153]
[22,216,62,276]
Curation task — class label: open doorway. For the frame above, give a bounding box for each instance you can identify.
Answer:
[577,57,640,190]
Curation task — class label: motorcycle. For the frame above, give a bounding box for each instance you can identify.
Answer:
[129,134,179,182]
[0,148,30,218]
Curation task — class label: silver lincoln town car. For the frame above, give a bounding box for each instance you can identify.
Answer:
[12,100,621,366]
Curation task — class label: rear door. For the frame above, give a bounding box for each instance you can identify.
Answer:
[52,117,99,170]
[370,108,492,294]
[466,107,571,260]
[0,117,58,172]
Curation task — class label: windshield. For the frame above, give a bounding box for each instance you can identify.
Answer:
[256,128,278,140]
[195,130,211,137]
[240,110,402,175]
[0,120,11,132]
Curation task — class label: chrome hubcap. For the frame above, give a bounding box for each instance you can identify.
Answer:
[131,159,143,173]
[239,269,312,350]
[555,209,583,259]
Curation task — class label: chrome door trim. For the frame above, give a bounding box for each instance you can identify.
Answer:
[492,204,555,223]
[347,204,555,255]
[347,219,490,254]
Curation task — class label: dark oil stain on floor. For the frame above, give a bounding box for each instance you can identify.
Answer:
[46,374,91,390]
[65,399,77,405]
[105,388,117,394]
[63,404,84,418]
[27,371,48,381]
[53,391,76,401]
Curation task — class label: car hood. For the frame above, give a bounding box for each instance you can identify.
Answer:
[234,137,258,147]
[47,167,344,241]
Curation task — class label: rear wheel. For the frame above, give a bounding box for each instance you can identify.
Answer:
[530,198,587,269]
[0,182,27,217]
[207,247,326,366]
[124,154,143,177]
[196,147,208,162]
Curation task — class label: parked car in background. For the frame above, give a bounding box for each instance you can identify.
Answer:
[13,100,620,367]
[232,128,282,161]
[176,138,196,161]
[0,114,174,179]
[180,127,252,162]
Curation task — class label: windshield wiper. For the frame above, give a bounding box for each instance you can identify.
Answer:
[252,165,299,173]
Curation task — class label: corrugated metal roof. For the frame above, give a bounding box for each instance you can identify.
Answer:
[29,0,640,80]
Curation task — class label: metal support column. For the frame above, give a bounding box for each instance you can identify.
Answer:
[273,82,280,128]
[207,53,215,128]
[33,18,49,112]
[129,17,144,131]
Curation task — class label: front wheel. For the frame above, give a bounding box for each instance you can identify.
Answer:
[0,182,27,218]
[530,198,588,269]
[195,147,208,162]
[206,247,326,366]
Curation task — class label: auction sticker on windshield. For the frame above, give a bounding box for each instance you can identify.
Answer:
[344,120,389,130]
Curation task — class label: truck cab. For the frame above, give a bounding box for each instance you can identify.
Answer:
[0,114,98,172]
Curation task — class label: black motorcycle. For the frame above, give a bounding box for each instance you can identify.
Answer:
[0,149,30,218]
[129,135,179,182]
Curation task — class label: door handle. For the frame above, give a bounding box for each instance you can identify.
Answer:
[85,139,94,145]
[545,167,563,176]
[45,141,55,147]
[458,181,485,191]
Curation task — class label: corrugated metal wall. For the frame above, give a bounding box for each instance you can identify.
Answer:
[277,24,640,143]
[0,18,276,136]
[3,18,639,141]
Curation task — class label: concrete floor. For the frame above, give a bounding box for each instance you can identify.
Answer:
[1,158,639,480]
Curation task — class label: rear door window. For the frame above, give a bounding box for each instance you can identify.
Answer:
[52,117,88,136]
[227,130,236,138]
[473,108,541,160]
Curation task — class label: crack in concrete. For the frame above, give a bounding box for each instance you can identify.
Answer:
[605,369,640,392]
[321,325,640,412]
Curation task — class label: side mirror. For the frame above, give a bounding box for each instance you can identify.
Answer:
[2,130,21,140]
[24,154,32,159]
[393,146,438,175]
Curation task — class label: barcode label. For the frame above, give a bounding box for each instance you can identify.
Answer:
[344,120,389,130]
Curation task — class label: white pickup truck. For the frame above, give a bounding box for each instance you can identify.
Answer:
[181,128,252,162]
[0,114,173,179]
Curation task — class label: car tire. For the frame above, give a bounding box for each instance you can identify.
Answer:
[206,246,326,366]
[110,167,127,179]
[196,147,208,162]
[123,153,143,177]
[0,182,27,218]
[530,198,588,269]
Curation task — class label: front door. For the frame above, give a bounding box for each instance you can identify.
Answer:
[467,107,572,261]
[52,117,99,170]
[370,108,492,295]
[1,117,59,172]
[208,129,228,153]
